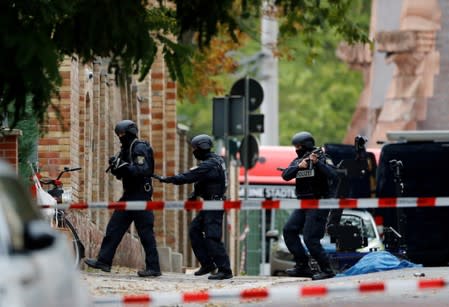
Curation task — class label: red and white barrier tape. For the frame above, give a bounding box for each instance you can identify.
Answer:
[92,277,449,305]
[39,197,449,211]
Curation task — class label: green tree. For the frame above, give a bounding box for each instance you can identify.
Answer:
[278,34,364,145]
[6,98,40,182]
[1,0,368,127]
[177,0,371,144]
[177,33,365,144]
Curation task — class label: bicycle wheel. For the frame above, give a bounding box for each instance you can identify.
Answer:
[52,211,85,268]
[63,217,86,267]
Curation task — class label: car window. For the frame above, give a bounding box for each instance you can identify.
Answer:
[0,176,41,252]
[340,214,376,239]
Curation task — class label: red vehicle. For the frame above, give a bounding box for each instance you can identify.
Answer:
[238,144,380,199]
[239,146,296,200]
[237,143,381,275]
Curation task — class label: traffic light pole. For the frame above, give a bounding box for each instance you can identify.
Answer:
[243,76,250,274]
[244,76,250,200]
[223,95,230,198]
[223,96,230,253]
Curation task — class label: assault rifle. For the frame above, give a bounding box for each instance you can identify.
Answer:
[105,151,121,173]
[276,147,324,173]
[301,147,324,169]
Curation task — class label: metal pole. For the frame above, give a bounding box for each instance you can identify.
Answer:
[260,1,279,146]
[268,209,276,274]
[244,77,250,200]
[223,96,230,251]
[243,76,250,274]
[261,208,266,275]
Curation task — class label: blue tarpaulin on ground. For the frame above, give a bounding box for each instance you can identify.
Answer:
[337,251,421,277]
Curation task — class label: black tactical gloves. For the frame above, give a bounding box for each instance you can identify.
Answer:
[108,155,128,178]
[152,174,173,183]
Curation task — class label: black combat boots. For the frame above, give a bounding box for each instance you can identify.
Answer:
[208,269,233,280]
[137,269,162,277]
[194,264,217,276]
[84,258,111,273]
[312,263,335,280]
[285,263,314,278]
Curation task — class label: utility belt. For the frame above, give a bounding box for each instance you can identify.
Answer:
[296,188,329,199]
[200,194,226,201]
[124,183,153,194]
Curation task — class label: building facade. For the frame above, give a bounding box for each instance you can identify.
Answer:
[339,0,448,146]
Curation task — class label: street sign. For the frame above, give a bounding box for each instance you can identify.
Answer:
[230,78,264,111]
[239,134,259,170]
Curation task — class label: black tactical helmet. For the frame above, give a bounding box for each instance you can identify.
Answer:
[114,120,138,136]
[291,131,315,149]
[191,134,213,150]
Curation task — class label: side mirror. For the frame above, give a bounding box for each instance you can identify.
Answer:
[24,220,55,250]
[266,229,279,241]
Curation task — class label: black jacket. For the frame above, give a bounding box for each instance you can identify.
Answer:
[112,139,154,199]
[282,148,338,199]
[166,152,227,200]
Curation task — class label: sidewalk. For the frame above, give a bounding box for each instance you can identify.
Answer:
[82,266,449,306]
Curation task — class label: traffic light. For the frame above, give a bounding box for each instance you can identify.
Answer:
[230,77,264,134]
[212,77,264,169]
[212,95,245,137]
[249,114,264,133]
[230,77,264,169]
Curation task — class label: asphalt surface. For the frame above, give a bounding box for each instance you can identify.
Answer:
[82,266,449,306]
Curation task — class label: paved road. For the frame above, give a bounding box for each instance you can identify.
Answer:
[82,267,449,306]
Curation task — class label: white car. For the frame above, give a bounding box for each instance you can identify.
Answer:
[0,159,92,307]
[268,209,385,276]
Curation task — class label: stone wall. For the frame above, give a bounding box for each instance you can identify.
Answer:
[340,0,448,146]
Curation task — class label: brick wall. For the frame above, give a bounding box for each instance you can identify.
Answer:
[3,53,240,274]
[34,51,199,270]
[0,129,21,171]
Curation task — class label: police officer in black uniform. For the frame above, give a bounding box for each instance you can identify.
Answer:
[84,120,161,278]
[281,131,338,280]
[157,134,233,280]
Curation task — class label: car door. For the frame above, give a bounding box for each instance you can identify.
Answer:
[376,141,449,266]
[0,204,26,307]
[0,161,91,307]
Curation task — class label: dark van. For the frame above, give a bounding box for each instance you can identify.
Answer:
[375,130,449,266]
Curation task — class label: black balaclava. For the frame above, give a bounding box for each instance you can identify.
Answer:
[119,132,136,148]
[296,147,308,158]
[193,148,209,161]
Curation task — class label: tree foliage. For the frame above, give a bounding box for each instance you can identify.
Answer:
[277,33,364,145]
[178,30,246,103]
[0,0,369,127]
[14,103,39,182]
[177,31,365,144]
[177,0,371,144]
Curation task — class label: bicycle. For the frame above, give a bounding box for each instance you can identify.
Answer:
[31,164,85,268]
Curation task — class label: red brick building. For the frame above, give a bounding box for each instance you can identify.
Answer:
[33,52,196,270]
[0,129,21,172]
[3,0,448,274]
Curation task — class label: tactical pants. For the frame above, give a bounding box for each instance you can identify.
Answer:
[98,208,160,271]
[283,208,330,269]
[189,210,231,273]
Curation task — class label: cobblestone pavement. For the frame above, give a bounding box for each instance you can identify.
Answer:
[82,266,449,306]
